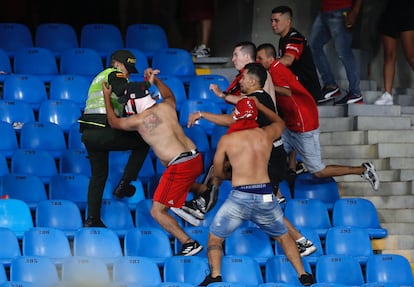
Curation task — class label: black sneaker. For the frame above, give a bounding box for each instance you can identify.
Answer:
[321,85,341,101]
[113,180,136,199]
[296,239,317,257]
[199,274,223,286]
[181,199,206,220]
[334,92,363,105]
[84,216,106,227]
[170,207,201,226]
[177,240,203,256]
[299,273,314,286]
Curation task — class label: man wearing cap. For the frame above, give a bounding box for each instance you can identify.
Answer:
[78,49,151,227]
[102,68,205,256]
[198,97,314,286]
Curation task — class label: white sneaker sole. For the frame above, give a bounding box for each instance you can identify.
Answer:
[171,207,201,226]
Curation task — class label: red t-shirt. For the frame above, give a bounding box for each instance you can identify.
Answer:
[321,0,353,12]
[268,60,319,133]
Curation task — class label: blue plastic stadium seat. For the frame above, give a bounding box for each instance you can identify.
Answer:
[35,199,83,238]
[59,149,91,177]
[222,255,264,287]
[315,254,365,286]
[325,226,373,266]
[152,48,195,84]
[61,256,111,286]
[10,256,59,287]
[60,48,104,81]
[19,121,67,159]
[100,199,134,237]
[73,227,123,265]
[0,121,18,159]
[163,256,210,286]
[112,256,162,286]
[126,24,168,59]
[35,23,79,57]
[11,149,58,185]
[49,74,90,110]
[0,100,35,132]
[174,226,209,258]
[3,74,48,111]
[0,227,21,267]
[265,255,313,285]
[0,23,33,57]
[332,197,387,239]
[155,74,187,111]
[38,99,82,133]
[13,47,58,83]
[124,227,173,266]
[22,227,72,265]
[0,48,12,83]
[0,199,33,238]
[81,23,124,60]
[1,174,48,210]
[365,254,414,286]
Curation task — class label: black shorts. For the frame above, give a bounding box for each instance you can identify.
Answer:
[379,0,414,38]
[268,144,288,189]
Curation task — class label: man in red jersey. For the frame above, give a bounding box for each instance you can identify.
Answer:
[256,43,380,192]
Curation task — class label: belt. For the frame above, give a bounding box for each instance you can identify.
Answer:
[273,138,283,148]
[84,108,106,114]
[168,149,199,166]
[234,183,273,194]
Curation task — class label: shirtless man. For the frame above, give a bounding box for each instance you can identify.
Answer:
[199,97,314,286]
[102,68,204,256]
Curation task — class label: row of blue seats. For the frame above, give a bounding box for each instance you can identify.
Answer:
[0,22,169,59]
[1,251,412,287]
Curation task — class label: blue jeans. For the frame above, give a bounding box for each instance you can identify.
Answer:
[209,188,287,238]
[309,8,361,95]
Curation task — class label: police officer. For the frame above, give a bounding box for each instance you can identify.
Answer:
[78,50,150,227]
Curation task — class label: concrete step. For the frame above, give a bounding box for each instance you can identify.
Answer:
[320,131,366,145]
[367,130,414,144]
[318,106,346,118]
[337,181,411,196]
[356,116,412,130]
[321,144,377,159]
[378,143,414,157]
[348,104,401,117]
[320,117,354,132]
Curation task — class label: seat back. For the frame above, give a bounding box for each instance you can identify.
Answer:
[60,48,104,81]
[179,100,222,135]
[182,126,210,154]
[315,254,365,286]
[13,47,58,83]
[152,48,195,84]
[2,174,48,210]
[0,154,9,176]
[225,227,274,265]
[19,121,67,159]
[3,74,48,111]
[0,121,18,159]
[67,122,86,150]
[74,227,123,264]
[11,149,58,185]
[59,149,91,177]
[156,75,187,111]
[0,48,12,82]
[0,199,33,238]
[265,255,313,285]
[38,99,82,133]
[100,199,134,237]
[293,173,340,211]
[188,74,231,111]
[222,255,264,287]
[0,264,7,283]
[113,256,162,285]
[10,256,59,286]
[124,227,173,266]
[332,197,387,239]
[284,199,332,238]
[0,100,35,131]
[61,256,111,285]
[48,173,90,211]
[126,24,168,59]
[81,23,124,58]
[0,23,33,56]
[325,226,373,265]
[163,256,210,285]
[35,199,83,238]
[365,254,414,286]
[35,23,78,57]
[49,74,90,110]
[0,227,21,266]
[22,227,72,264]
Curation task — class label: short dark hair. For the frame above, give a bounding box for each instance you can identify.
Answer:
[244,62,267,88]
[234,41,257,60]
[256,43,277,59]
[271,6,293,18]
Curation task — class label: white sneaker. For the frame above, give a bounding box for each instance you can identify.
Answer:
[361,162,380,192]
[374,92,393,105]
[191,44,211,58]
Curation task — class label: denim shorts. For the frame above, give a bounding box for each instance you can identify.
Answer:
[209,187,287,238]
[282,128,325,173]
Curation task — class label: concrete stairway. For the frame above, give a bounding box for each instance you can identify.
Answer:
[318,92,414,269]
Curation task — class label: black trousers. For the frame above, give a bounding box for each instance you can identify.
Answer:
[81,124,149,218]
